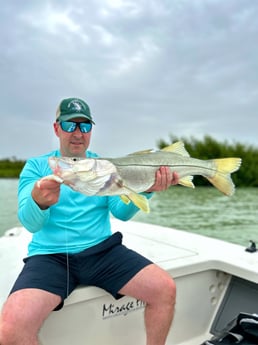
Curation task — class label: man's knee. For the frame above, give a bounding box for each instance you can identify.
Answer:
[0,315,16,344]
[156,272,176,306]
[0,310,38,345]
[164,276,176,301]
[0,288,58,345]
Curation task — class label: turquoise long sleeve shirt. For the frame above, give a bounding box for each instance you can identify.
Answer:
[18,150,153,256]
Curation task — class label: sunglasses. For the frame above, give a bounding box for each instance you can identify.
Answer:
[59,121,92,133]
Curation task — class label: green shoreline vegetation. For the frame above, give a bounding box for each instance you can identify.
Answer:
[1,135,257,187]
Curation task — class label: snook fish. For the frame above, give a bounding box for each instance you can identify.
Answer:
[45,141,242,213]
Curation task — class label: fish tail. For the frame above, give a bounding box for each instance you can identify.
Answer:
[206,158,242,196]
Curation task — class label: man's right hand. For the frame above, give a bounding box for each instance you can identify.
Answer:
[32,179,62,210]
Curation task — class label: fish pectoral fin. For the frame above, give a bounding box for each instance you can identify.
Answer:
[128,193,150,213]
[120,195,131,204]
[179,176,195,188]
[161,141,190,157]
[120,191,150,213]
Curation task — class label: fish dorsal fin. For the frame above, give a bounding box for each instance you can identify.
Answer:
[161,141,190,157]
[128,149,154,156]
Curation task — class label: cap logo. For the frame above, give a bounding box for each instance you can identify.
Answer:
[68,100,83,112]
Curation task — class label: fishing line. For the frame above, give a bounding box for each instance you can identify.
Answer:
[63,185,70,298]
[64,212,70,299]
[63,157,82,298]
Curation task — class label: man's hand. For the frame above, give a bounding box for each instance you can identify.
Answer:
[146,167,179,193]
[32,179,62,210]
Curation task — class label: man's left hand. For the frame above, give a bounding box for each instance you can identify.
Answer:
[146,167,179,193]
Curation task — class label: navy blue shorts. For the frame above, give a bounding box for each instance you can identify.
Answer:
[10,232,152,310]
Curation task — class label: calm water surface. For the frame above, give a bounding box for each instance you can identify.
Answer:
[135,186,258,246]
[1,179,257,246]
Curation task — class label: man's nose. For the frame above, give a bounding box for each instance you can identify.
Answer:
[73,126,83,136]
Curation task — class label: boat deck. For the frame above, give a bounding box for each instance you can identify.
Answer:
[1,219,258,344]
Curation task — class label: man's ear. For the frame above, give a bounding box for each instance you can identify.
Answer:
[53,122,59,137]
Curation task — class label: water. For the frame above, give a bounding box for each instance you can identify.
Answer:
[134,187,258,246]
[0,179,257,246]
[1,179,21,234]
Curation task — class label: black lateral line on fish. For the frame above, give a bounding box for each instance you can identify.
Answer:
[113,163,218,172]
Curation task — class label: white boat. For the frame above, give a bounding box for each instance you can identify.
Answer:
[1,219,258,345]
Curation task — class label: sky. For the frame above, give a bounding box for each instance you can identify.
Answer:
[1,0,258,159]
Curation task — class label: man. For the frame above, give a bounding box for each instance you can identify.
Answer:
[0,97,178,345]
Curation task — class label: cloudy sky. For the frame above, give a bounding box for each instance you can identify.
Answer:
[1,0,258,159]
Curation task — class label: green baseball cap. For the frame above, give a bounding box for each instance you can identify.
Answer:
[56,98,95,124]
